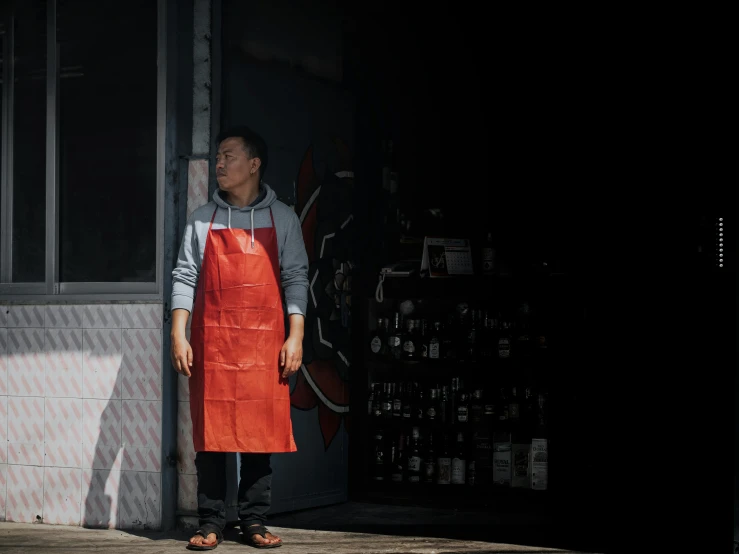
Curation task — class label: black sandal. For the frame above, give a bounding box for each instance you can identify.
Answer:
[242,524,283,549]
[186,524,224,551]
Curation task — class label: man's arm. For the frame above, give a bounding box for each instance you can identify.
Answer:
[279,210,309,378]
[280,210,309,318]
[170,213,201,376]
[171,213,201,313]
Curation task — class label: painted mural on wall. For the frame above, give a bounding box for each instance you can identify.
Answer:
[289,140,353,450]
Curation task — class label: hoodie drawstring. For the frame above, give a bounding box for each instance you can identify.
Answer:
[227,206,232,229]
[250,208,255,249]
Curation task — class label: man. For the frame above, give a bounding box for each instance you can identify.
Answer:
[171,126,309,550]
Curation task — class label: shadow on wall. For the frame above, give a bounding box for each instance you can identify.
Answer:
[76,306,163,530]
[0,304,162,529]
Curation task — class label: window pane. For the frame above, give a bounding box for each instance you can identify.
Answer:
[58,0,157,283]
[1,26,4,252]
[12,2,47,282]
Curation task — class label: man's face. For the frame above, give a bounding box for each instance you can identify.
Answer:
[215,137,261,190]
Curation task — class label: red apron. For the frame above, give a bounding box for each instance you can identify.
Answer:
[189,206,297,453]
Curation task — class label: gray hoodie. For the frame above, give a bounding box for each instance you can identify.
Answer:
[171,183,309,317]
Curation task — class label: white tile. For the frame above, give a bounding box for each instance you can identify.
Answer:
[82,305,121,329]
[5,465,44,523]
[121,447,160,473]
[81,468,120,529]
[121,400,161,449]
[0,329,6,396]
[7,444,44,466]
[118,471,148,529]
[45,329,84,398]
[45,305,85,329]
[7,306,44,328]
[6,329,45,397]
[44,398,83,468]
[43,467,82,525]
[121,304,163,329]
[82,329,121,400]
[82,399,122,471]
[121,329,162,401]
[7,396,44,443]
[0,463,6,521]
[0,397,6,464]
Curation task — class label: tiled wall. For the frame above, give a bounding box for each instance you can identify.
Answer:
[0,303,163,529]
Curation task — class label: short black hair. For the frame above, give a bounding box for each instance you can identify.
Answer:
[216,126,269,181]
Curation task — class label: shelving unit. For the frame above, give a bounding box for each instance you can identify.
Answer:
[350,271,587,517]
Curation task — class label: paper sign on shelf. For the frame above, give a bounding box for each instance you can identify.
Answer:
[420,237,474,277]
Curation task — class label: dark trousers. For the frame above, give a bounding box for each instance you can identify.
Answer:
[195,451,272,532]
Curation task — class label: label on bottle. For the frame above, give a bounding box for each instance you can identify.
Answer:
[407,455,421,472]
[370,336,382,354]
[482,247,495,274]
[391,468,403,482]
[531,438,548,490]
[424,460,435,480]
[429,340,440,359]
[402,340,415,353]
[436,457,451,484]
[498,338,510,358]
[427,407,436,419]
[457,407,468,423]
[374,406,382,417]
[492,442,512,485]
[393,399,401,412]
[512,443,530,488]
[388,336,400,347]
[451,457,466,484]
[468,460,476,486]
[402,407,411,418]
[509,403,520,419]
[421,344,428,358]
[383,401,392,413]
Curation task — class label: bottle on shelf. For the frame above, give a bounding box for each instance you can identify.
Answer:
[387,313,403,360]
[451,432,467,485]
[369,318,388,359]
[372,428,386,482]
[436,434,452,485]
[407,427,422,484]
[481,231,495,276]
[423,431,436,484]
[391,431,406,484]
[531,392,549,491]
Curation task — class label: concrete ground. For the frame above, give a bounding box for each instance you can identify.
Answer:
[0,502,605,553]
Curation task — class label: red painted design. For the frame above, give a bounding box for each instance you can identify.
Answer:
[290,142,352,451]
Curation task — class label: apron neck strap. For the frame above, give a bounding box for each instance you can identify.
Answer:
[209,206,218,232]
[209,206,276,231]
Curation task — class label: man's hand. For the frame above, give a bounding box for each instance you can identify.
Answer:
[170,309,192,377]
[171,334,193,377]
[279,334,303,378]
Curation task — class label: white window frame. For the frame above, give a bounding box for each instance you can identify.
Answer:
[0,0,166,302]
